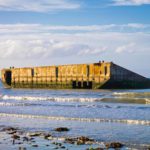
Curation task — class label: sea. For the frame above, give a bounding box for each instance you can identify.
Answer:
[0,81,150,149]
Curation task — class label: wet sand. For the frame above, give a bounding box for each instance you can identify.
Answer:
[0,125,150,150]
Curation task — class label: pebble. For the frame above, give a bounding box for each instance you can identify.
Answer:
[86,148,104,150]
[32,144,38,147]
[65,136,94,145]
[18,147,26,150]
[105,142,124,148]
[54,127,70,132]
[27,132,43,137]
[11,134,20,140]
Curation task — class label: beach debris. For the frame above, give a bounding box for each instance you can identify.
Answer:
[32,144,38,147]
[86,148,104,150]
[105,142,124,148]
[1,126,24,136]
[17,142,23,145]
[1,127,18,132]
[8,131,17,134]
[22,136,29,142]
[60,146,66,149]
[52,142,66,149]
[11,134,20,145]
[65,136,94,145]
[43,133,52,140]
[26,131,44,137]
[11,134,20,140]
[54,127,70,132]
[19,147,27,150]
[52,142,62,146]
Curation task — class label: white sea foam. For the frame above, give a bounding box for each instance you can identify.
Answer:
[113,92,150,97]
[113,92,130,96]
[0,102,19,106]
[0,101,115,109]
[0,113,149,126]
[145,99,150,104]
[1,95,101,102]
[111,92,150,104]
[0,102,29,107]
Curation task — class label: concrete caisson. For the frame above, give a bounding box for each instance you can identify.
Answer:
[1,62,150,89]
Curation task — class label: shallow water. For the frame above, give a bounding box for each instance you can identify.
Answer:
[0,81,150,149]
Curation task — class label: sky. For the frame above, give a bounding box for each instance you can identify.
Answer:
[0,0,150,77]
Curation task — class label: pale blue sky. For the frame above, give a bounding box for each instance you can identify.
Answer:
[0,0,150,77]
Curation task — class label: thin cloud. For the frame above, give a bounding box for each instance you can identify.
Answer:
[112,0,150,6]
[0,23,149,34]
[0,0,80,12]
[115,43,136,53]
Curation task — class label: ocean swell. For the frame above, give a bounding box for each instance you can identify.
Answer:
[0,113,149,126]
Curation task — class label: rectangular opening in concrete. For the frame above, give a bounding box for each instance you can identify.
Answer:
[5,71,12,86]
[78,82,81,88]
[72,81,76,89]
[56,67,58,78]
[83,81,88,89]
[88,81,92,89]
[105,66,107,75]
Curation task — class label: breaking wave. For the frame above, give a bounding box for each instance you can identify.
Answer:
[0,113,149,126]
[112,92,150,104]
[113,92,150,97]
[1,95,102,102]
[1,94,150,104]
[101,98,150,104]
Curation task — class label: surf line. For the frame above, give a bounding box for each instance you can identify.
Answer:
[0,113,150,126]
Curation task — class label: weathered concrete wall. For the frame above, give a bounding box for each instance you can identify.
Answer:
[1,70,5,82]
